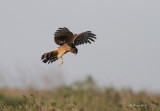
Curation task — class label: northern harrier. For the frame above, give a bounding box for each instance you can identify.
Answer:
[41,27,96,66]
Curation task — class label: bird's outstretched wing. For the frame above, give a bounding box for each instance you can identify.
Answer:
[41,50,58,64]
[54,27,73,45]
[73,31,96,46]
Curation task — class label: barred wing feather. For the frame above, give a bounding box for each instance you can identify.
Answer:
[73,31,96,46]
[54,27,73,45]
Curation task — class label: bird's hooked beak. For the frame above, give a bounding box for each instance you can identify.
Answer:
[74,51,77,55]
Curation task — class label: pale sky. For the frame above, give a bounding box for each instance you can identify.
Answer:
[0,0,160,92]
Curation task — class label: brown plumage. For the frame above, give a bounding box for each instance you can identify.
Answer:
[41,27,96,66]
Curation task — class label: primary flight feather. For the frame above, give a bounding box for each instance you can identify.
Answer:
[41,27,96,66]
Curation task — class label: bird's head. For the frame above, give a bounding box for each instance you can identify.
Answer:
[71,47,78,55]
[70,43,78,55]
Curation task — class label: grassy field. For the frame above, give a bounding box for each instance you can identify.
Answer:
[0,76,160,111]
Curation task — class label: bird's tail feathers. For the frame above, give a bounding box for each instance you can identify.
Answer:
[41,50,58,64]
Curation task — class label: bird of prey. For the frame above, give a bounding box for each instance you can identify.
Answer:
[41,27,96,66]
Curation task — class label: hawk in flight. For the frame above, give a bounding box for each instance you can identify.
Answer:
[41,27,96,66]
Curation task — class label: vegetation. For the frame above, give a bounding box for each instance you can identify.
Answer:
[0,76,160,111]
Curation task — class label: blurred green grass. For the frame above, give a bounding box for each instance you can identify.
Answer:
[0,76,160,111]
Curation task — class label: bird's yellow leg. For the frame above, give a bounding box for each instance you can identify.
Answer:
[59,57,63,66]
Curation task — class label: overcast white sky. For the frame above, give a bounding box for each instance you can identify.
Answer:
[0,0,160,92]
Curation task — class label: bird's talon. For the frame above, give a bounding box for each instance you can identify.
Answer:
[59,60,63,66]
